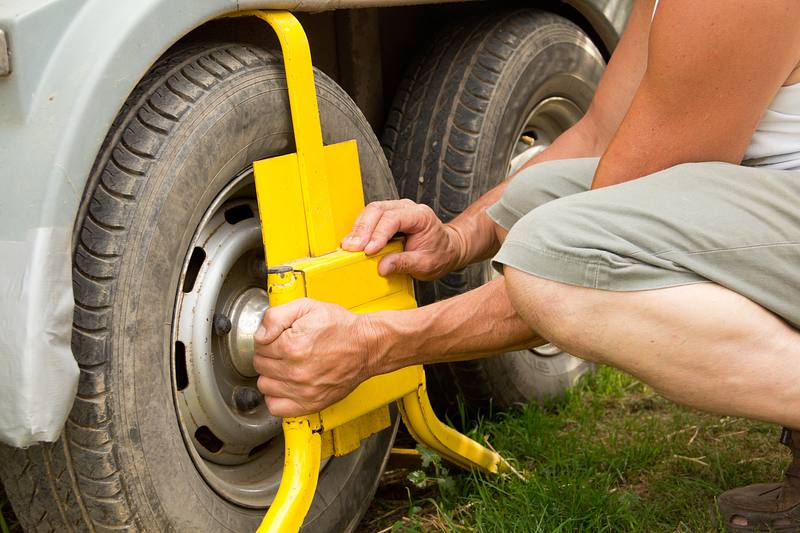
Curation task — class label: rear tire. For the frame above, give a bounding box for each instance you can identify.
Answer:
[0,43,397,532]
[383,10,605,414]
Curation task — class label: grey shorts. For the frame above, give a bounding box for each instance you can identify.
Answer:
[487,157,800,328]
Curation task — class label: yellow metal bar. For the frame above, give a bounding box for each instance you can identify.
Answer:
[254,153,309,266]
[256,417,322,533]
[294,241,414,311]
[266,268,305,307]
[399,382,509,474]
[236,10,336,256]
[233,9,508,532]
[391,447,421,456]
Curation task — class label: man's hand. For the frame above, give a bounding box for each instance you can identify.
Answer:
[341,199,465,280]
[253,298,382,417]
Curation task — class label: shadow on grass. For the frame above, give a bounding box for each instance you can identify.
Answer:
[0,481,19,533]
[359,367,788,532]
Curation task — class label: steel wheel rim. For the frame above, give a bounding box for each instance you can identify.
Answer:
[171,168,327,508]
[512,96,585,160]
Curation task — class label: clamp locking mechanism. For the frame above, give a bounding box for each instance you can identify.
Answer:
[226,10,509,532]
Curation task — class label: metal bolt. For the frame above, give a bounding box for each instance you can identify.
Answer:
[213,313,232,336]
[233,386,263,413]
[268,265,293,275]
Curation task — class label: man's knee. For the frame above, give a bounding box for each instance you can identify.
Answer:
[503,193,601,260]
[497,194,619,350]
[503,266,601,360]
[497,157,598,222]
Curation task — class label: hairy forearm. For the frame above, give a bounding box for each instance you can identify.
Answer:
[364,278,544,375]
[446,118,604,269]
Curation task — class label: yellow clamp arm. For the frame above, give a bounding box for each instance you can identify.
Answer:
[224,10,509,533]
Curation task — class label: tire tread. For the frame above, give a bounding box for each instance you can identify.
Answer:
[382,10,596,412]
[0,44,279,532]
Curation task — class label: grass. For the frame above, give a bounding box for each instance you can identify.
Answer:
[1,368,787,532]
[359,367,789,532]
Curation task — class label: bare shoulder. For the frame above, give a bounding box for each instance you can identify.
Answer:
[651,0,800,88]
[592,0,800,186]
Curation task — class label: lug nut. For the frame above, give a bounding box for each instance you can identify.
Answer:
[213,313,232,336]
[233,386,263,412]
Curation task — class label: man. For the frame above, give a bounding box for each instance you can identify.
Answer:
[253,1,800,529]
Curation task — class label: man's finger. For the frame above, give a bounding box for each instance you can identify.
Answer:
[252,353,290,379]
[378,250,430,277]
[342,202,390,251]
[256,374,295,398]
[265,396,309,418]
[364,206,428,255]
[254,298,312,345]
[343,200,415,251]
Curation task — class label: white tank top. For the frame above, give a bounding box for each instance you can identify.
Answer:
[743,84,800,170]
[651,0,800,170]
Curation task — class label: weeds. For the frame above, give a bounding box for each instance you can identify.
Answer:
[1,367,787,532]
[360,367,787,532]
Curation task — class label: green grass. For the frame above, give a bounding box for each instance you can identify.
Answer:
[1,368,787,532]
[360,367,788,532]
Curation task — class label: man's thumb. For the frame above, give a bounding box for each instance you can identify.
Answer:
[378,253,402,276]
[378,252,423,277]
[254,299,312,344]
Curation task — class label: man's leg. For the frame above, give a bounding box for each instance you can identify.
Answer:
[503,271,800,427]
[492,160,800,530]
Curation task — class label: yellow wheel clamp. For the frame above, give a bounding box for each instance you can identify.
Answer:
[225,11,510,532]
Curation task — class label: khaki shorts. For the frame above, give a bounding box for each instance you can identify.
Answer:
[487,158,800,328]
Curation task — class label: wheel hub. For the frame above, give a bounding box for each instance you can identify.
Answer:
[513,96,584,160]
[227,287,269,378]
[171,171,289,508]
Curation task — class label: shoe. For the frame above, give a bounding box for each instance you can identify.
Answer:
[719,428,800,532]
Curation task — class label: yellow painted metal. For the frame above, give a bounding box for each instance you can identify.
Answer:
[319,366,419,430]
[237,10,368,258]
[254,140,367,266]
[256,417,321,533]
[251,10,336,256]
[254,153,308,266]
[330,407,391,458]
[293,242,416,312]
[399,374,506,472]
[232,9,508,532]
[266,269,305,306]
[391,447,422,457]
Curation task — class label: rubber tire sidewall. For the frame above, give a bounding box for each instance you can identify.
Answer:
[89,46,396,532]
[385,11,604,413]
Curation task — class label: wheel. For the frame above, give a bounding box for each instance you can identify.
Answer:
[0,43,398,532]
[383,10,605,413]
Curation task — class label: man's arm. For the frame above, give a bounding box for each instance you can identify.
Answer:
[449,0,655,264]
[592,0,800,188]
[254,279,539,416]
[363,278,542,375]
[343,0,655,278]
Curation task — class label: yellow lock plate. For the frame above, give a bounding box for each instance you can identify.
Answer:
[233,10,506,533]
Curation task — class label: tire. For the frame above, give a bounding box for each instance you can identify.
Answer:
[0,43,398,532]
[382,10,605,414]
